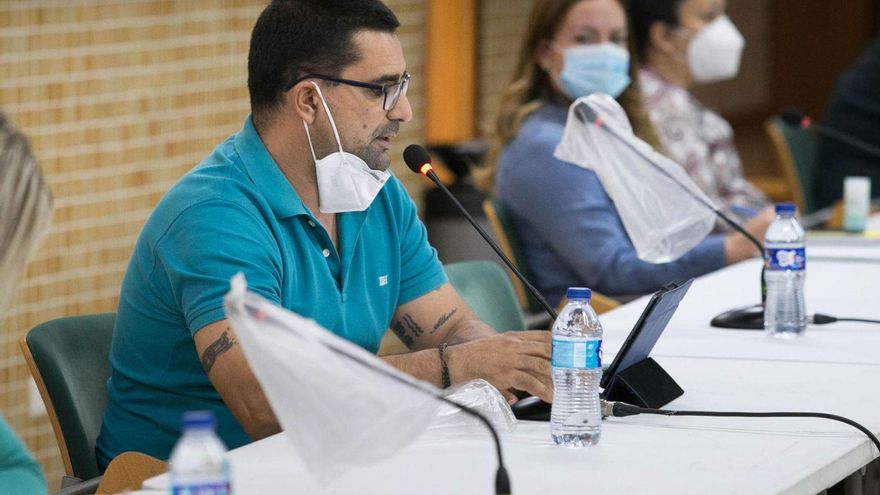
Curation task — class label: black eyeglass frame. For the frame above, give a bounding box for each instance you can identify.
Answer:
[286,72,411,111]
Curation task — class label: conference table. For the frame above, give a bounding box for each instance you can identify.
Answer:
[140,233,880,494]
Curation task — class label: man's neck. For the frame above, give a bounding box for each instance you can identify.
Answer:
[254,115,322,215]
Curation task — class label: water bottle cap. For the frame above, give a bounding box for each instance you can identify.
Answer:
[182,410,216,430]
[566,287,591,300]
[775,202,796,214]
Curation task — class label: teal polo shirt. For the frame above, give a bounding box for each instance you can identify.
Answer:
[96,115,447,468]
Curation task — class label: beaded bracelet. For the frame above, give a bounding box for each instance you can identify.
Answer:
[438,342,451,388]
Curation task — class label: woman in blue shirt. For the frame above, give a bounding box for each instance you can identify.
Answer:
[479,0,771,305]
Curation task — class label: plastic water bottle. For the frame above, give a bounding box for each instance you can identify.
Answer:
[764,202,807,337]
[551,287,603,446]
[169,410,231,495]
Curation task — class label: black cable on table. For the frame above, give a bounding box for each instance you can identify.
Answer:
[608,402,880,454]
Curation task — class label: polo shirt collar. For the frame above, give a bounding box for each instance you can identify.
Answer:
[234,114,308,219]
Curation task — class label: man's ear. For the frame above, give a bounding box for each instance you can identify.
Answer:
[286,81,320,125]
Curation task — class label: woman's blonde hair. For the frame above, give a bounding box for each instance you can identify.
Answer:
[0,113,53,314]
[476,0,661,191]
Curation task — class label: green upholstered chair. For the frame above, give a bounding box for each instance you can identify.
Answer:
[765,117,820,214]
[481,197,543,315]
[445,260,526,332]
[482,198,620,315]
[20,313,115,484]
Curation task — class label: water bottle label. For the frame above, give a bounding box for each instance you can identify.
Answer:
[765,247,805,271]
[552,337,601,369]
[172,482,230,495]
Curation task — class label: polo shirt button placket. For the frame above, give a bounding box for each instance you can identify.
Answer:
[322,248,330,258]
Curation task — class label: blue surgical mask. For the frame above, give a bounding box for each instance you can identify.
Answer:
[553,42,632,99]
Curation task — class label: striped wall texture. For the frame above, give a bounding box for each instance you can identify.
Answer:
[0,0,436,488]
[478,0,532,137]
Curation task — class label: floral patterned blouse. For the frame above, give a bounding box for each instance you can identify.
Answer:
[639,68,768,230]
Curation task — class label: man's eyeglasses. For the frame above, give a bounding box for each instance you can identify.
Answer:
[288,72,411,111]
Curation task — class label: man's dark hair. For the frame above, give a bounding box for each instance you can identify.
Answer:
[247,0,400,123]
[626,0,683,62]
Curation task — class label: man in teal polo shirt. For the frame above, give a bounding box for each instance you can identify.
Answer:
[96,0,552,468]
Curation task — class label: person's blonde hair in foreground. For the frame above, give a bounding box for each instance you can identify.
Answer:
[0,112,52,494]
[485,0,772,303]
[0,113,53,313]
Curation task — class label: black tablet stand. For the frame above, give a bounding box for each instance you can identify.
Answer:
[602,357,683,409]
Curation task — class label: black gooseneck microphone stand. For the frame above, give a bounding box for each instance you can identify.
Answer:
[572,103,767,329]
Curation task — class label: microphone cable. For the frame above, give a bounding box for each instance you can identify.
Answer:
[602,400,880,454]
[812,314,880,325]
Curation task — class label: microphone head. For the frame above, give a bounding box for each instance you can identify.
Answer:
[780,108,809,128]
[403,144,433,175]
[574,102,600,124]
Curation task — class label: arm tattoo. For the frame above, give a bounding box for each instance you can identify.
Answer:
[201,330,236,374]
[431,308,458,333]
[391,313,424,347]
[392,321,414,347]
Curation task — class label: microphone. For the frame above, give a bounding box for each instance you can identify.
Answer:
[403,144,559,322]
[574,103,767,330]
[253,304,512,495]
[327,343,510,495]
[780,108,880,159]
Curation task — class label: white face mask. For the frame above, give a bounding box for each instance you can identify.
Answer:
[682,15,745,84]
[303,81,390,214]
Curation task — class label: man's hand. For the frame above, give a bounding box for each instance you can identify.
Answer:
[445,330,552,404]
[382,283,552,402]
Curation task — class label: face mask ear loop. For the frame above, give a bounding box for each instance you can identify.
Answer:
[302,121,319,163]
[309,81,344,155]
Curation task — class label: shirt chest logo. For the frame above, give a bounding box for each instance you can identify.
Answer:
[378,275,388,287]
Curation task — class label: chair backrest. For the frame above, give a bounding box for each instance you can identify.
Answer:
[481,198,544,314]
[482,198,621,316]
[445,261,526,331]
[765,117,819,213]
[20,313,115,481]
[96,451,166,494]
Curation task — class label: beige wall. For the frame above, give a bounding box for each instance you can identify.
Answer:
[0,0,426,488]
[477,0,533,137]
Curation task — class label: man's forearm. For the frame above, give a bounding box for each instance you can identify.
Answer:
[382,319,494,387]
[381,348,449,388]
[444,318,496,344]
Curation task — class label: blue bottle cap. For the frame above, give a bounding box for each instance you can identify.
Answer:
[566,287,591,300]
[182,410,216,430]
[775,202,796,214]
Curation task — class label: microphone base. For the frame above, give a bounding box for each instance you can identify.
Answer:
[602,357,683,409]
[711,303,765,330]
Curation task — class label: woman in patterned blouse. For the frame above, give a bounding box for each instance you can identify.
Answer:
[628,0,771,231]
